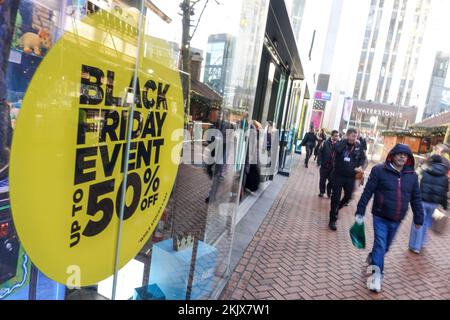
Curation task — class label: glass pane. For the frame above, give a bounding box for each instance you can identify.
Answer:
[279,80,302,174]
[112,0,270,300]
[1,0,142,300]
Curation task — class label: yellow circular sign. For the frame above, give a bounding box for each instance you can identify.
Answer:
[9,11,184,286]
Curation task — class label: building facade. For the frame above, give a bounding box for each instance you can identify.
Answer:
[424,51,450,118]
[296,0,445,132]
[203,34,235,96]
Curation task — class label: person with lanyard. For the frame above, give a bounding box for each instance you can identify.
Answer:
[328,128,366,231]
[317,130,339,198]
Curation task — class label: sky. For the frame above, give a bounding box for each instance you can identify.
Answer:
[436,0,450,52]
[147,0,450,58]
[147,0,241,53]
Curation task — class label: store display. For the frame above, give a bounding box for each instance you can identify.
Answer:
[0,209,19,285]
[11,1,56,58]
[0,246,30,300]
[148,238,217,300]
[35,271,66,300]
[133,283,165,300]
[0,0,245,301]
[18,28,52,56]
[9,2,184,286]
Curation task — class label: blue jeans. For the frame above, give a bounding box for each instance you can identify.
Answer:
[371,215,401,273]
[408,202,437,252]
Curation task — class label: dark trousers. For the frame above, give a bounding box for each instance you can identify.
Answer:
[330,174,355,222]
[319,167,333,196]
[304,147,314,165]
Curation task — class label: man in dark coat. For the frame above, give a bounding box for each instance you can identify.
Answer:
[317,130,339,198]
[301,127,317,168]
[409,154,448,253]
[355,144,424,293]
[328,128,366,231]
[358,134,367,153]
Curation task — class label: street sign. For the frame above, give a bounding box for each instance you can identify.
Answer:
[314,91,332,101]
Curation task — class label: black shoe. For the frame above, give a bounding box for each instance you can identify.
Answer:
[327,193,331,199]
[328,221,337,231]
[318,193,324,198]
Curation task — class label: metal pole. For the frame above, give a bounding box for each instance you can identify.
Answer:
[111,0,146,301]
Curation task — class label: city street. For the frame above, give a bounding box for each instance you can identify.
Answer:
[222,160,450,300]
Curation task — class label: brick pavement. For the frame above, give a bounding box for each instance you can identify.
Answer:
[221,161,450,300]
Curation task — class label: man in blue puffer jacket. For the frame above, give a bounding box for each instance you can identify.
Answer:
[355,144,424,293]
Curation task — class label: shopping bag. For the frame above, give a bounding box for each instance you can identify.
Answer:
[431,208,449,234]
[350,222,366,249]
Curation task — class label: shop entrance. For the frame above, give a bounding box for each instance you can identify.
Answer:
[238,42,290,203]
[252,46,289,128]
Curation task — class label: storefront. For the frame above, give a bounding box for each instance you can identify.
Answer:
[342,100,418,136]
[0,0,309,300]
[250,0,305,178]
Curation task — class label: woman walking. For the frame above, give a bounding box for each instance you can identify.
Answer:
[409,154,449,254]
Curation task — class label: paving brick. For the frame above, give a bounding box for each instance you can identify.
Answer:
[284,293,301,300]
[221,162,450,300]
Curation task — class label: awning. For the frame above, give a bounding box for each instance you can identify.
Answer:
[412,110,450,128]
[190,79,222,102]
[265,0,304,80]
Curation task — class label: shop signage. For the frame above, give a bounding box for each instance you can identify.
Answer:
[9,11,184,285]
[314,91,332,101]
[356,107,403,118]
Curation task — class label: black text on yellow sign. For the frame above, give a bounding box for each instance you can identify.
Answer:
[9,10,184,285]
[70,64,171,247]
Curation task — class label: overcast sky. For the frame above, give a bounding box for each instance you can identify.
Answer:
[148,0,240,53]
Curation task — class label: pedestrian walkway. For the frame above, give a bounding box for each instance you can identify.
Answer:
[221,161,450,300]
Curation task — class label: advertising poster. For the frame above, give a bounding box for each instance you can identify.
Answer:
[342,98,353,122]
[310,110,323,129]
[7,4,184,287]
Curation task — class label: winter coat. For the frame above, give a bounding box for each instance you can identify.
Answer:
[359,137,367,152]
[355,144,424,225]
[317,138,336,169]
[301,132,317,150]
[419,161,449,209]
[314,133,327,155]
[333,139,366,178]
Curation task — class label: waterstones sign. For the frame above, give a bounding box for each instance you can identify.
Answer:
[356,107,403,119]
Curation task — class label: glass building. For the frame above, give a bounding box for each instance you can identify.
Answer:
[424,51,450,119]
[353,0,432,107]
